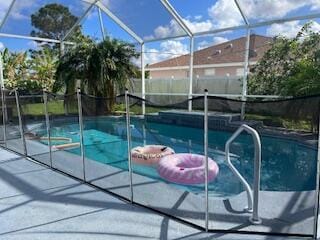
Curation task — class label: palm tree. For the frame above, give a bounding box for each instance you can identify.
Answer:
[2,48,29,89]
[29,47,58,91]
[55,37,139,113]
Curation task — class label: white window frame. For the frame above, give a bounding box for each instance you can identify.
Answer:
[236,68,245,76]
[204,68,215,76]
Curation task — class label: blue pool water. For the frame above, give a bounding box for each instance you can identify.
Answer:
[47,117,317,196]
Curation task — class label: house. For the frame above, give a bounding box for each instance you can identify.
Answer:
[146,34,272,79]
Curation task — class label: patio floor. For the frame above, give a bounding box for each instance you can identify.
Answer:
[0,147,313,240]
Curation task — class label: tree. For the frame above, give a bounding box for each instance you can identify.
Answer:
[248,22,320,96]
[55,37,139,113]
[29,47,58,91]
[2,48,31,90]
[30,4,79,41]
[1,46,58,93]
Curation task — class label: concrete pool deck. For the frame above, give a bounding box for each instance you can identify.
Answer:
[0,148,312,240]
[2,137,318,238]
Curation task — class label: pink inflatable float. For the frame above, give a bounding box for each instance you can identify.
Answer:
[157,153,219,185]
[131,145,175,166]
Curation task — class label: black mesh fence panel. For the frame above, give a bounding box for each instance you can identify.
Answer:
[47,92,83,179]
[19,93,50,165]
[3,90,24,154]
[2,88,319,236]
[80,93,131,199]
[127,95,207,228]
[0,90,4,146]
[145,95,189,107]
[204,95,319,235]
[123,94,319,235]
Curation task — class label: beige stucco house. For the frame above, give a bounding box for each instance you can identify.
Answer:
[146,34,272,79]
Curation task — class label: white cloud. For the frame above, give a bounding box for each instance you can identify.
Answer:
[144,40,188,65]
[0,42,4,50]
[310,0,320,10]
[152,20,185,39]
[197,40,209,50]
[160,40,188,55]
[150,0,317,38]
[311,21,320,32]
[266,20,320,38]
[197,36,228,50]
[149,0,320,39]
[84,4,98,20]
[208,0,243,28]
[184,18,213,33]
[208,0,320,30]
[146,18,212,40]
[27,40,38,49]
[240,0,307,20]
[0,0,12,20]
[0,0,39,21]
[10,0,37,20]
[212,36,228,45]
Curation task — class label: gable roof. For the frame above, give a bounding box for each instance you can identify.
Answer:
[147,34,273,69]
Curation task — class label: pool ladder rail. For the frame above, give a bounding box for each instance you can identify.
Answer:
[225,124,262,225]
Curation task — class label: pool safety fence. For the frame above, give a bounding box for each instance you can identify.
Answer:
[1,87,320,237]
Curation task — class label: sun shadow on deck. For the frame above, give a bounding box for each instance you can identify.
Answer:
[0,154,316,237]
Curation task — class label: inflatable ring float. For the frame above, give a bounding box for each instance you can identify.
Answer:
[24,132,72,143]
[131,145,175,166]
[157,153,219,185]
[52,142,80,150]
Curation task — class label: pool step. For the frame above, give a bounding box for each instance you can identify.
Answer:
[145,110,261,131]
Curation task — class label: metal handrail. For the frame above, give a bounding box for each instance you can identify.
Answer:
[225,124,262,224]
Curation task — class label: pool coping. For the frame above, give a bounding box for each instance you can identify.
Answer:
[3,137,317,237]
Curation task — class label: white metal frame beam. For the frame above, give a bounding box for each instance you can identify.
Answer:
[194,12,320,37]
[242,29,251,98]
[0,51,4,88]
[240,28,251,119]
[62,0,98,41]
[0,1,319,46]
[144,34,189,44]
[97,6,106,40]
[141,43,145,114]
[159,0,192,37]
[95,1,143,44]
[234,0,249,26]
[0,32,74,45]
[188,37,194,111]
[0,0,16,31]
[158,0,193,113]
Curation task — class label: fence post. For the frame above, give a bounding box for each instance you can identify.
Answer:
[125,89,133,203]
[43,89,52,167]
[313,108,320,239]
[141,43,146,115]
[77,88,86,181]
[204,89,209,231]
[14,89,27,156]
[188,37,194,112]
[1,87,7,148]
[240,28,251,120]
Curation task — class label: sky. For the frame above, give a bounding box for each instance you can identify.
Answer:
[0,0,319,65]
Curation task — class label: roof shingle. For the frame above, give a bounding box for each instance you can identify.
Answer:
[147,34,272,68]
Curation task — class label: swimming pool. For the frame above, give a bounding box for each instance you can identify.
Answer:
[46,117,317,197]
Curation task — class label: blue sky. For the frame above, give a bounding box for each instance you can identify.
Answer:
[0,0,319,64]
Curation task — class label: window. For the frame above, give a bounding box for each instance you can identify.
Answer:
[204,68,215,76]
[236,68,244,76]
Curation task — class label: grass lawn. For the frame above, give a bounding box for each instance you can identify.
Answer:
[113,103,168,114]
[20,101,163,116]
[245,114,313,132]
[17,101,315,132]
[20,100,77,115]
